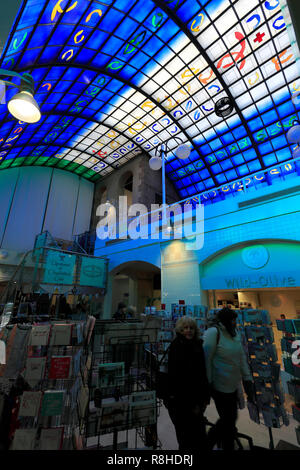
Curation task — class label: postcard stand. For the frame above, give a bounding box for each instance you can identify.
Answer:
[83,319,161,450]
[0,317,91,450]
[239,309,289,449]
[276,318,300,446]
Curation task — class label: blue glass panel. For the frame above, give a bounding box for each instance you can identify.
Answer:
[170,159,181,169]
[39,46,62,64]
[19,0,44,28]
[243,149,258,163]
[129,1,154,22]
[50,80,71,93]
[220,159,233,170]
[119,64,137,80]
[261,109,278,126]
[272,135,287,150]
[177,1,200,22]
[272,88,289,105]
[129,52,150,69]
[31,68,50,82]
[47,67,67,80]
[180,188,188,197]
[168,171,177,180]
[102,36,124,57]
[225,169,237,180]
[258,142,273,155]
[263,154,277,166]
[232,154,244,165]
[142,35,164,56]
[174,180,184,189]
[76,48,97,64]
[7,28,32,55]
[236,164,248,176]
[277,101,294,118]
[204,178,214,189]
[205,0,226,16]
[200,144,211,155]
[81,70,98,84]
[182,176,192,186]
[186,150,198,162]
[91,53,111,69]
[248,117,263,132]
[86,30,109,50]
[191,173,201,183]
[215,173,227,184]
[106,79,123,93]
[156,20,180,42]
[29,25,55,49]
[185,186,195,195]
[220,132,235,145]
[276,147,292,162]
[199,169,210,179]
[55,104,71,112]
[114,0,132,11]
[2,53,20,70]
[211,163,222,173]
[196,182,205,192]
[18,49,41,68]
[256,97,273,113]
[67,82,87,95]
[232,126,247,139]
[101,9,126,32]
[282,114,298,128]
[209,138,222,150]
[266,122,281,138]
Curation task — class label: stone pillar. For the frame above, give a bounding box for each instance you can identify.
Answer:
[102,272,113,319]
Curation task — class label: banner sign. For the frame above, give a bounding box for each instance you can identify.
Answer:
[43,251,76,285]
[79,257,106,288]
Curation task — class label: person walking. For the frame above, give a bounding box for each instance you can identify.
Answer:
[167,316,210,451]
[203,307,254,450]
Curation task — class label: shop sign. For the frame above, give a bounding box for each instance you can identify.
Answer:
[43,251,76,285]
[201,271,300,290]
[79,257,106,288]
[225,274,296,289]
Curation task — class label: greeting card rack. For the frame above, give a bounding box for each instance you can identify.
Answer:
[237,309,289,449]
[82,318,162,450]
[0,316,94,450]
[276,318,300,446]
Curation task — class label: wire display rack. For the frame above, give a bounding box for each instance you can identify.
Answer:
[82,319,163,450]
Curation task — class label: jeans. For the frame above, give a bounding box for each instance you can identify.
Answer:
[207,389,238,451]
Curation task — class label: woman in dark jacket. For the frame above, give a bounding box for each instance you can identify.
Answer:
[167,316,210,451]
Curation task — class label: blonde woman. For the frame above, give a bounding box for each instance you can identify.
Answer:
[167,316,210,451]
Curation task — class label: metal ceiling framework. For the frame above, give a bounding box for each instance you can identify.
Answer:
[0,0,299,202]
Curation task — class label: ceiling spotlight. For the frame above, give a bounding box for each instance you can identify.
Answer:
[0,70,41,124]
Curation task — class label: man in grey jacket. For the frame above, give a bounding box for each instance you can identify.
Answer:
[203,307,254,450]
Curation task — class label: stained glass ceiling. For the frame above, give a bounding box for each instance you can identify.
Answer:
[0,0,300,203]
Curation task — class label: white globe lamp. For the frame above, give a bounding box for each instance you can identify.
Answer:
[149,155,162,170]
[175,144,191,159]
[287,124,300,143]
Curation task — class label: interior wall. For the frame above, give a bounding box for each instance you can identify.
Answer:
[91,153,180,231]
[111,277,129,314]
[0,167,94,252]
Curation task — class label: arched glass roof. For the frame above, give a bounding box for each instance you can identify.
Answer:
[0,0,300,203]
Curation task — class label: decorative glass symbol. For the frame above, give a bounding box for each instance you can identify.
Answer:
[215,97,234,118]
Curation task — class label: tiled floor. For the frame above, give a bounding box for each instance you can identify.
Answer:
[157,401,300,450]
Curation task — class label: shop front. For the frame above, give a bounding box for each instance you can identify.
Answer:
[200,240,300,367]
